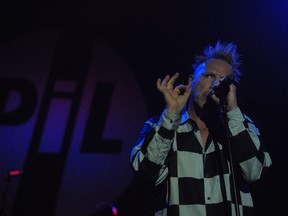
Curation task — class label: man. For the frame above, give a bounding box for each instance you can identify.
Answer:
[130,41,272,216]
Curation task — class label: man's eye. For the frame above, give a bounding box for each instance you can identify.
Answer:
[203,74,214,78]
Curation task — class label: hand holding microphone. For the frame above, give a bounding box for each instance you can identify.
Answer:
[208,74,238,111]
[208,74,235,98]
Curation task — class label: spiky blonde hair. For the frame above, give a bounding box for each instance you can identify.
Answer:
[192,40,241,81]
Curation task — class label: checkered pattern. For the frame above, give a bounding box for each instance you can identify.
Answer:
[131,108,272,216]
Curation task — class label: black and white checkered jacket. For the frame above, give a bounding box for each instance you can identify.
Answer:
[130,107,272,216]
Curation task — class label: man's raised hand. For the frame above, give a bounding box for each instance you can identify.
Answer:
[156,73,192,116]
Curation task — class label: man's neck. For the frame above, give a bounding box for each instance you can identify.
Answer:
[188,106,207,130]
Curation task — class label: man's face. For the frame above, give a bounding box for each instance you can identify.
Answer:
[191,59,233,108]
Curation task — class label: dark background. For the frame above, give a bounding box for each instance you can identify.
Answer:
[1,0,287,215]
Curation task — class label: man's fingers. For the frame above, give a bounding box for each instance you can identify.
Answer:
[157,73,182,94]
[157,75,171,92]
[167,72,179,87]
[156,78,162,91]
[174,84,191,96]
[160,75,171,88]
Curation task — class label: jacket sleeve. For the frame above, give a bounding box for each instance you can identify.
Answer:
[227,107,272,182]
[130,110,182,185]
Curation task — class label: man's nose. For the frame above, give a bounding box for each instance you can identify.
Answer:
[211,78,220,88]
[212,76,226,87]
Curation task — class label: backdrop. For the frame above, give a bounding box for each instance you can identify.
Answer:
[0,0,287,216]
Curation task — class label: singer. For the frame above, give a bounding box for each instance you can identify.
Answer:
[130,41,272,216]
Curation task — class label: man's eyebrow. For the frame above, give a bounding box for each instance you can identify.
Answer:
[202,71,216,77]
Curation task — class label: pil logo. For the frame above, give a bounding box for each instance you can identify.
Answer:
[0,31,147,216]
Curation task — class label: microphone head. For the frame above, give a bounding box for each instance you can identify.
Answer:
[214,74,236,98]
[221,74,236,85]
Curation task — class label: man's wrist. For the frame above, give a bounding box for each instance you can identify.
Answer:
[159,109,182,131]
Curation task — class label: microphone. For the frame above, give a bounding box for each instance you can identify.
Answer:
[210,74,236,98]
